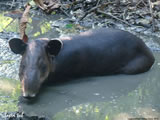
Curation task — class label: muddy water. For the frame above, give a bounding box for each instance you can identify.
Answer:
[18,52,160,119]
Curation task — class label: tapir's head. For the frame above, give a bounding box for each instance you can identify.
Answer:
[9,38,62,99]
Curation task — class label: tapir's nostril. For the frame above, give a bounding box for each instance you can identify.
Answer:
[23,93,36,99]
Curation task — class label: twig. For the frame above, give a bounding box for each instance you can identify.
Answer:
[79,0,101,21]
[136,0,148,8]
[96,0,101,6]
[79,2,112,21]
[60,6,71,17]
[10,0,15,9]
[79,6,98,21]
[141,0,147,6]
[97,9,132,26]
[148,0,156,31]
[136,0,141,7]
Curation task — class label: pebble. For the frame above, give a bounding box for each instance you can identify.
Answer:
[0,32,20,80]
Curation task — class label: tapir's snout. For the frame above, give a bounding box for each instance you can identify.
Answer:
[22,83,38,99]
[21,75,41,99]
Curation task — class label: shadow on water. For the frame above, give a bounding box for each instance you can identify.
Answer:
[18,52,160,119]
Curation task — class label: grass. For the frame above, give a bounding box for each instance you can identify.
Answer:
[0,77,21,112]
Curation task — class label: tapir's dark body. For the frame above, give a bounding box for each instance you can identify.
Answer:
[52,28,154,79]
[9,28,155,98]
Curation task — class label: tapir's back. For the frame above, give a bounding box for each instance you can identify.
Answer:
[53,28,154,78]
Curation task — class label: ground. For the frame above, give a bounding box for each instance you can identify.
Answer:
[0,0,160,120]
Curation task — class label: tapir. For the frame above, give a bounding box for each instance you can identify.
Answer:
[9,28,155,98]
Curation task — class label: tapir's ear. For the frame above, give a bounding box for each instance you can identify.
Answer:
[9,38,27,54]
[47,39,63,56]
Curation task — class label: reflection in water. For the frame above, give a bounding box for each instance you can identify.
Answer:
[18,52,160,120]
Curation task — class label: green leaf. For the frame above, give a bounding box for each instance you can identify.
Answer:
[65,24,74,29]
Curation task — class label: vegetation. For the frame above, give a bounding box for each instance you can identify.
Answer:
[0,77,21,112]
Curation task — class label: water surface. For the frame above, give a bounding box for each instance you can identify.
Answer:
[19,52,160,120]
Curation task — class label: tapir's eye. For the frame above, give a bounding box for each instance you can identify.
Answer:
[21,64,25,69]
[40,63,47,73]
[38,58,47,73]
[42,64,47,70]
